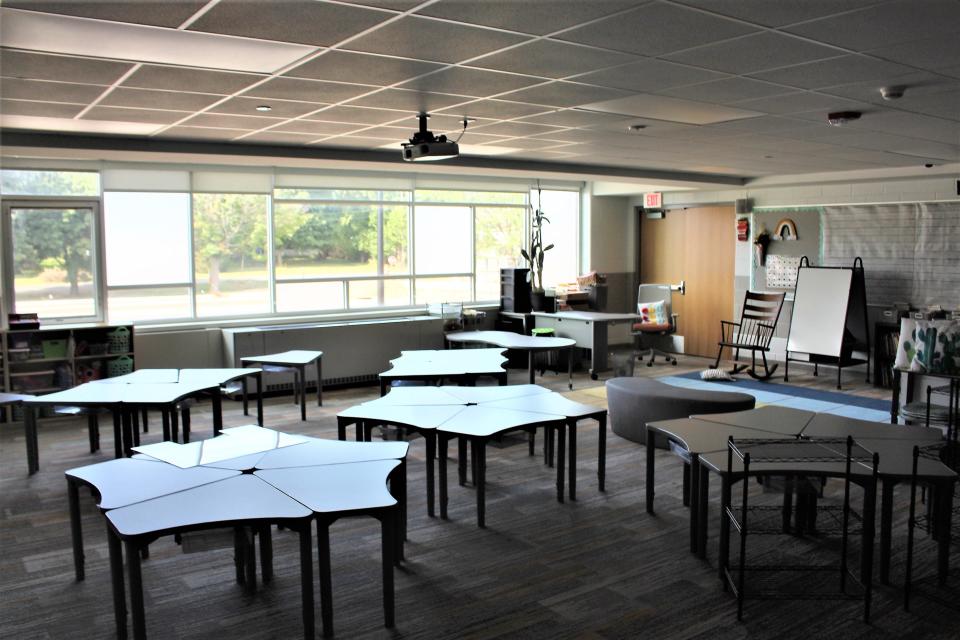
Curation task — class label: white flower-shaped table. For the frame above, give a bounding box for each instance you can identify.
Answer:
[338,385,607,527]
[66,425,407,639]
[377,348,509,396]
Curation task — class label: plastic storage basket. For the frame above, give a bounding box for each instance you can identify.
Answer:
[107,326,131,353]
[107,355,134,378]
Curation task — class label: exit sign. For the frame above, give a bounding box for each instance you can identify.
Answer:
[644,192,662,209]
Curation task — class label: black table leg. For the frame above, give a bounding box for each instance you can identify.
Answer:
[241,376,249,416]
[880,478,895,584]
[24,405,39,475]
[458,436,467,486]
[316,358,323,407]
[567,420,577,501]
[528,351,535,385]
[689,453,700,553]
[475,438,487,528]
[555,424,566,504]
[68,479,84,581]
[391,460,407,560]
[181,407,191,444]
[170,409,179,443]
[88,414,99,453]
[862,474,878,623]
[122,409,134,457]
[336,416,348,441]
[212,392,223,436]
[937,481,954,586]
[697,462,709,558]
[381,511,395,629]
[439,434,449,519]
[125,539,146,640]
[161,410,170,442]
[597,414,606,492]
[112,409,123,460]
[719,474,732,583]
[298,365,307,421]
[645,429,655,514]
[298,524,314,640]
[528,428,535,456]
[316,519,333,638]
[243,527,257,594]
[259,524,273,584]
[107,525,127,640]
[425,431,436,518]
[567,346,574,390]
[255,372,263,427]
[379,378,388,397]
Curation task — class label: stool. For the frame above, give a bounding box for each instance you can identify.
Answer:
[531,328,560,374]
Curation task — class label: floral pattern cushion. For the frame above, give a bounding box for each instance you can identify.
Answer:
[894,318,960,374]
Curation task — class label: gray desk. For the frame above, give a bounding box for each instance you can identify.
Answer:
[338,384,607,527]
[66,427,407,639]
[378,348,508,395]
[241,350,322,421]
[445,330,576,389]
[531,311,639,378]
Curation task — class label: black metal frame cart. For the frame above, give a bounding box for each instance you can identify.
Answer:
[720,437,878,623]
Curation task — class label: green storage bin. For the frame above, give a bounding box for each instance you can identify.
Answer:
[107,355,134,378]
[107,326,131,353]
[41,339,68,359]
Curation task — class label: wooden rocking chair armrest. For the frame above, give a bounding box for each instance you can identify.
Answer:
[719,320,740,328]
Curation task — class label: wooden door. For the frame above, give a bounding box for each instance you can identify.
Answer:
[640,206,735,357]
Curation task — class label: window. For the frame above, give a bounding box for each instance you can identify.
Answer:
[104,192,192,321]
[5,204,99,320]
[193,193,270,318]
[534,189,580,288]
[1,168,581,324]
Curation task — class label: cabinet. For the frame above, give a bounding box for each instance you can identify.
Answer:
[873,321,900,389]
[1,324,134,419]
[500,268,531,313]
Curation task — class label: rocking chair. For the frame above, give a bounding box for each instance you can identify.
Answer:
[713,290,785,380]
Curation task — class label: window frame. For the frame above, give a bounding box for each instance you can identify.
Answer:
[1,196,105,324]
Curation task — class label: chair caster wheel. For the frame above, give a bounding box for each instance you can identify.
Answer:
[671,360,678,366]
[646,362,653,367]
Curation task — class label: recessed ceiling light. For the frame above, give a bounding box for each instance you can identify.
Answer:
[627,124,647,132]
[826,111,862,126]
[255,105,272,112]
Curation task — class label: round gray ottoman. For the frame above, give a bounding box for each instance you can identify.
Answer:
[606,377,756,448]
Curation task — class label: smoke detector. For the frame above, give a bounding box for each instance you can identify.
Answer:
[880,86,905,100]
[827,111,861,126]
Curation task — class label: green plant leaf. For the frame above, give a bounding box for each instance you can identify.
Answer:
[543,243,554,251]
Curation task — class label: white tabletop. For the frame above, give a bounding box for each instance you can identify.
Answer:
[446,330,575,350]
[339,403,466,430]
[256,438,409,469]
[438,405,565,438]
[382,348,507,378]
[532,311,640,322]
[107,475,311,537]
[133,424,309,468]
[178,368,262,385]
[241,350,323,366]
[256,460,400,513]
[0,392,34,404]
[95,369,179,384]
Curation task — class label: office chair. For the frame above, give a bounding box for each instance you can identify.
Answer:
[632,283,678,366]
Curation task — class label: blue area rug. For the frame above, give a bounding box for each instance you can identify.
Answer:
[671,371,890,417]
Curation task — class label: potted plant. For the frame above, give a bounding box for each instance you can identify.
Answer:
[521,184,553,311]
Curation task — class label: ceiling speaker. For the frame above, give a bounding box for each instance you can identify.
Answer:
[735,198,753,214]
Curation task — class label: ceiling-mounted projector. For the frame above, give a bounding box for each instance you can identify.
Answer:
[401,113,459,162]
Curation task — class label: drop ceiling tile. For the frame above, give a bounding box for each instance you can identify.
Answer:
[416,0,641,36]
[487,137,571,151]
[210,97,327,119]
[867,35,960,72]
[347,125,410,140]
[0,78,106,103]
[847,111,960,143]
[661,77,794,104]
[470,40,637,79]
[187,0,390,47]
[785,0,960,51]
[730,91,868,115]
[750,55,917,90]
[0,98,83,118]
[308,105,408,125]
[0,49,133,85]
[895,89,960,122]
[704,115,820,135]
[673,0,881,27]
[346,88,468,112]
[423,113,496,132]
[437,99,549,120]
[527,128,608,143]
[285,51,444,85]
[100,87,224,111]
[2,0,208,28]
[664,32,841,75]
[940,65,960,79]
[1,8,316,74]
[498,82,631,108]
[180,113,285,130]
[338,0,421,9]
[270,120,361,136]
[518,109,636,128]
[555,1,757,57]
[344,16,527,64]
[573,58,725,93]
[400,67,542,98]
[158,126,248,140]
[242,77,374,103]
[817,72,960,106]
[123,65,266,94]
[583,93,764,125]
[82,106,191,124]
[243,131,325,145]
[470,121,564,137]
[451,132,512,146]
[320,135,398,148]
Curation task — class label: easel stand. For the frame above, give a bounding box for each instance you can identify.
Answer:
[784,257,871,390]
